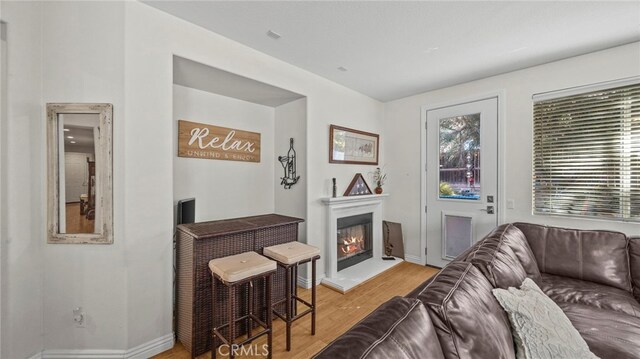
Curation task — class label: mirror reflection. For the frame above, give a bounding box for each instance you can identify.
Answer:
[58,114,100,234]
[47,103,112,244]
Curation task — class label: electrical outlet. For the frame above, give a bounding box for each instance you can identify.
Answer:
[73,307,86,328]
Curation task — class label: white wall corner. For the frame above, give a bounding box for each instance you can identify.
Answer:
[39,333,174,359]
[404,255,423,265]
[297,274,325,290]
[126,333,175,359]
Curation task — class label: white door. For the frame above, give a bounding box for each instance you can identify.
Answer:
[64,152,89,203]
[425,98,498,268]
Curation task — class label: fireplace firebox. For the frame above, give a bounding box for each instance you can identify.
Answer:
[337,213,373,271]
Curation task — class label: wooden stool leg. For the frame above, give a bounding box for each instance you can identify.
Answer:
[312,258,317,335]
[212,276,217,359]
[285,265,292,351]
[247,281,253,339]
[293,264,298,316]
[266,273,273,359]
[229,283,236,359]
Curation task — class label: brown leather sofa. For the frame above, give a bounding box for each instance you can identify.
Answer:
[314,223,640,359]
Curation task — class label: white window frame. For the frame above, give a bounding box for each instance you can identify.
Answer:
[532,76,640,222]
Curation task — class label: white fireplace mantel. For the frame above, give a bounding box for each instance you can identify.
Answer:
[321,193,402,293]
[321,193,389,205]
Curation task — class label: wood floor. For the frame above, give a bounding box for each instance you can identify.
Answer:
[65,202,95,233]
[154,261,438,359]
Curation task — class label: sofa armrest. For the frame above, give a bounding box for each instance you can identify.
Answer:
[313,297,443,359]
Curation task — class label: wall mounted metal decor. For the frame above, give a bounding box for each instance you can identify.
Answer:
[278,138,300,189]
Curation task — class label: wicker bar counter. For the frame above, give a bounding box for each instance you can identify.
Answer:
[176,214,304,357]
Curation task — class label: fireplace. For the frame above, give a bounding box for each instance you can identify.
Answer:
[322,193,398,293]
[337,213,373,271]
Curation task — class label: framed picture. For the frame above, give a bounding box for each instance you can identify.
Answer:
[344,173,372,196]
[329,125,379,165]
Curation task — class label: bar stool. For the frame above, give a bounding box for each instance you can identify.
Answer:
[209,251,277,359]
[263,242,321,351]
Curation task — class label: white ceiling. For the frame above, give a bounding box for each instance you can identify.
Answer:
[173,55,304,107]
[62,114,98,152]
[145,1,640,102]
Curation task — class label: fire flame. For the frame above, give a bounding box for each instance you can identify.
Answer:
[340,236,364,255]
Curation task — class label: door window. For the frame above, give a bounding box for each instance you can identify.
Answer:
[439,114,481,200]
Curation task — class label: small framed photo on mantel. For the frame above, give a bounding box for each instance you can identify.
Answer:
[329,125,379,165]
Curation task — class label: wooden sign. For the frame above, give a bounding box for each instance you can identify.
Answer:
[178,120,261,162]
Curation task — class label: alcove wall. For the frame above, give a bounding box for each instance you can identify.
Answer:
[172,84,277,220]
[274,98,308,244]
[172,56,308,226]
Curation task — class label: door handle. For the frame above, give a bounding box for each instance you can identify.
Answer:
[480,206,494,214]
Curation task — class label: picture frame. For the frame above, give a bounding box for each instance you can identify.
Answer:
[344,173,373,196]
[329,124,379,165]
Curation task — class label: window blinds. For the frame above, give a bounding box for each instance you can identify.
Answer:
[532,82,640,221]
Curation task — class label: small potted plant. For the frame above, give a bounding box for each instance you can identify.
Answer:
[373,167,387,194]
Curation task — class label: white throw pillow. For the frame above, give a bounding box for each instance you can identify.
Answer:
[492,278,598,359]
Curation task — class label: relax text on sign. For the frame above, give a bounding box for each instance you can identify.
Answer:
[178,120,261,163]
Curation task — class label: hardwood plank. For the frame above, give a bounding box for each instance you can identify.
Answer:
[153,261,438,359]
[65,203,95,234]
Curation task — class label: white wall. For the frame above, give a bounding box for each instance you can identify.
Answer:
[0,17,5,357]
[0,1,380,352]
[0,2,44,358]
[274,98,308,241]
[122,0,382,350]
[384,42,640,261]
[40,1,128,352]
[173,84,276,220]
[274,98,309,280]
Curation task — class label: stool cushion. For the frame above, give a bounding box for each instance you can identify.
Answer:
[209,251,276,283]
[263,241,320,265]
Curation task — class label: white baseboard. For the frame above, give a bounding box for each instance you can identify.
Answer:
[404,255,423,265]
[297,274,325,289]
[126,333,174,359]
[39,333,174,359]
[42,349,125,359]
[28,353,43,359]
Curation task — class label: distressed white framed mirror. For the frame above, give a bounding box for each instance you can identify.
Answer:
[47,103,113,244]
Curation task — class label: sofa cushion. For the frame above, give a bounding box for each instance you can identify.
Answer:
[541,273,640,317]
[415,262,515,359]
[630,237,640,302]
[492,278,597,359]
[559,301,640,359]
[485,224,542,282]
[514,222,632,292]
[466,233,529,289]
[313,297,444,359]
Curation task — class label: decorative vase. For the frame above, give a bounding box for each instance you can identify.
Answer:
[375,186,383,194]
